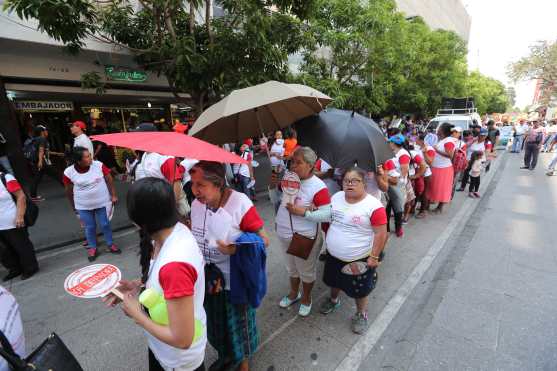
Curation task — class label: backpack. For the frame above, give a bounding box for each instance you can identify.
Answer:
[22,138,38,162]
[452,145,468,172]
[0,172,39,227]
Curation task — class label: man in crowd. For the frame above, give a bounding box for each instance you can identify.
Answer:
[70,121,94,154]
[521,120,544,171]
[511,118,528,153]
[28,125,63,202]
[487,120,500,155]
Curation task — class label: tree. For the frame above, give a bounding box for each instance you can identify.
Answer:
[508,40,557,106]
[294,0,468,116]
[465,71,510,114]
[4,0,315,114]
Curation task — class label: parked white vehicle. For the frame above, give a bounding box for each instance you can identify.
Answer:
[425,108,482,132]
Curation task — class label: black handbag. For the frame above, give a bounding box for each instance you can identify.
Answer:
[0,331,83,371]
[0,172,39,227]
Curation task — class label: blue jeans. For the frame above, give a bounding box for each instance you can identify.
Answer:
[77,207,113,248]
[511,135,523,152]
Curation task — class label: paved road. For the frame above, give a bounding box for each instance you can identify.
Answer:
[7,150,555,370]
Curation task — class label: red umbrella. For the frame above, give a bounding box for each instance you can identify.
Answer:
[91,132,247,164]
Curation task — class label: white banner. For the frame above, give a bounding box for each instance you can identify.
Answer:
[14,101,74,112]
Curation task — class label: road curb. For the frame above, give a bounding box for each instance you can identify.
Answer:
[334,152,507,371]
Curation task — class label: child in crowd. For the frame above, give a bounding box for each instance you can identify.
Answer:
[468,151,483,198]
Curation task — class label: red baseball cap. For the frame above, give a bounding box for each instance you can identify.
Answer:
[72,121,87,130]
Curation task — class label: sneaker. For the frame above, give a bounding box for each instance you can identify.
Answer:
[395,227,404,238]
[520,166,529,169]
[279,292,301,308]
[468,193,475,198]
[401,219,409,225]
[31,196,45,202]
[546,170,555,176]
[107,245,121,254]
[87,248,98,262]
[298,302,312,317]
[319,297,341,315]
[456,188,465,192]
[473,192,481,198]
[351,312,370,334]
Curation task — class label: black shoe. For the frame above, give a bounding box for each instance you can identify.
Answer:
[456,188,465,192]
[3,271,22,282]
[520,166,529,169]
[208,358,233,371]
[319,251,328,261]
[21,268,39,281]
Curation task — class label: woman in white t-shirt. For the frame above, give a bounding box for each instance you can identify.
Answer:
[269,130,285,172]
[104,178,207,371]
[0,167,38,281]
[279,147,331,317]
[189,161,268,371]
[63,147,119,262]
[288,167,388,334]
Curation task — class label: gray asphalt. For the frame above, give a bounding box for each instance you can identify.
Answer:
[7,150,555,370]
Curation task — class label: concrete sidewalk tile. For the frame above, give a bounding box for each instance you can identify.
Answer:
[444,278,505,317]
[431,297,499,350]
[453,262,507,293]
[488,353,527,371]
[408,323,492,371]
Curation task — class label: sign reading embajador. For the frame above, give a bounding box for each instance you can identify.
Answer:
[105,66,147,83]
[14,101,74,112]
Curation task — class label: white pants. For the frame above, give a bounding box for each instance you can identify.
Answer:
[278,233,322,283]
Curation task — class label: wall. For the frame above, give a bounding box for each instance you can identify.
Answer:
[395,0,471,42]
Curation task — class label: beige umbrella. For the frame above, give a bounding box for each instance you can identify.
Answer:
[189,80,332,144]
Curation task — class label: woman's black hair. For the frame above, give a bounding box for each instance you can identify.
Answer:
[127,177,178,282]
[418,132,427,141]
[469,150,482,164]
[438,122,453,138]
[71,146,89,165]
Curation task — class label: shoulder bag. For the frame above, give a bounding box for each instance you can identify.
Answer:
[286,214,318,260]
[0,331,83,371]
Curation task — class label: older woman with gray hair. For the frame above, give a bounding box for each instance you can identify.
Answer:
[276,147,331,317]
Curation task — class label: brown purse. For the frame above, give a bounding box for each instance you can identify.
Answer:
[287,214,319,260]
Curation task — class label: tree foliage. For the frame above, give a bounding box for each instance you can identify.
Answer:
[465,71,510,114]
[508,40,557,106]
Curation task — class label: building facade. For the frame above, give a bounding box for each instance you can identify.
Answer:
[395,0,471,43]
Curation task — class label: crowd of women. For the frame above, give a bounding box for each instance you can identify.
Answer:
[0,118,496,371]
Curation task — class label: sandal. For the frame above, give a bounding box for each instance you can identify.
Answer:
[416,212,426,219]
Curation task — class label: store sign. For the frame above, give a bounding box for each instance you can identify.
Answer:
[14,101,74,112]
[105,66,147,83]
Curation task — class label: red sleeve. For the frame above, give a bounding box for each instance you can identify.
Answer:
[398,154,411,165]
[159,262,197,299]
[247,152,253,161]
[426,149,436,158]
[160,158,184,183]
[313,188,331,207]
[413,155,423,165]
[239,206,264,232]
[101,164,111,175]
[315,159,322,172]
[6,180,22,193]
[370,207,387,226]
[485,142,493,151]
[444,142,455,152]
[62,175,73,186]
[383,159,396,171]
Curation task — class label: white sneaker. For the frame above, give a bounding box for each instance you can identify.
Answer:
[298,302,312,317]
[279,292,301,308]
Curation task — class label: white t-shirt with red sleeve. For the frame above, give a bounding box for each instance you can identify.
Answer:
[409,149,425,177]
[190,190,264,291]
[135,152,184,183]
[432,137,456,168]
[232,151,253,178]
[0,174,21,230]
[63,161,111,211]
[326,192,387,262]
[383,159,400,178]
[276,175,331,239]
[145,223,207,370]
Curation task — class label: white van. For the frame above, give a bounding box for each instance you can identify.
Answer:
[425,108,481,133]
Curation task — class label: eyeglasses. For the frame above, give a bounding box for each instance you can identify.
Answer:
[343,178,363,185]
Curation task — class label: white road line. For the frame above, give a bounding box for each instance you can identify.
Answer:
[334,156,502,371]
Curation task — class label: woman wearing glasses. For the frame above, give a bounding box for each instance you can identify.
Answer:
[287,167,388,334]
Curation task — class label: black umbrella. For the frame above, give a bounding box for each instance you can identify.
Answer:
[295,108,393,171]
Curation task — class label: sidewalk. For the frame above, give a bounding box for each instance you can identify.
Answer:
[28,177,132,251]
[370,151,557,370]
